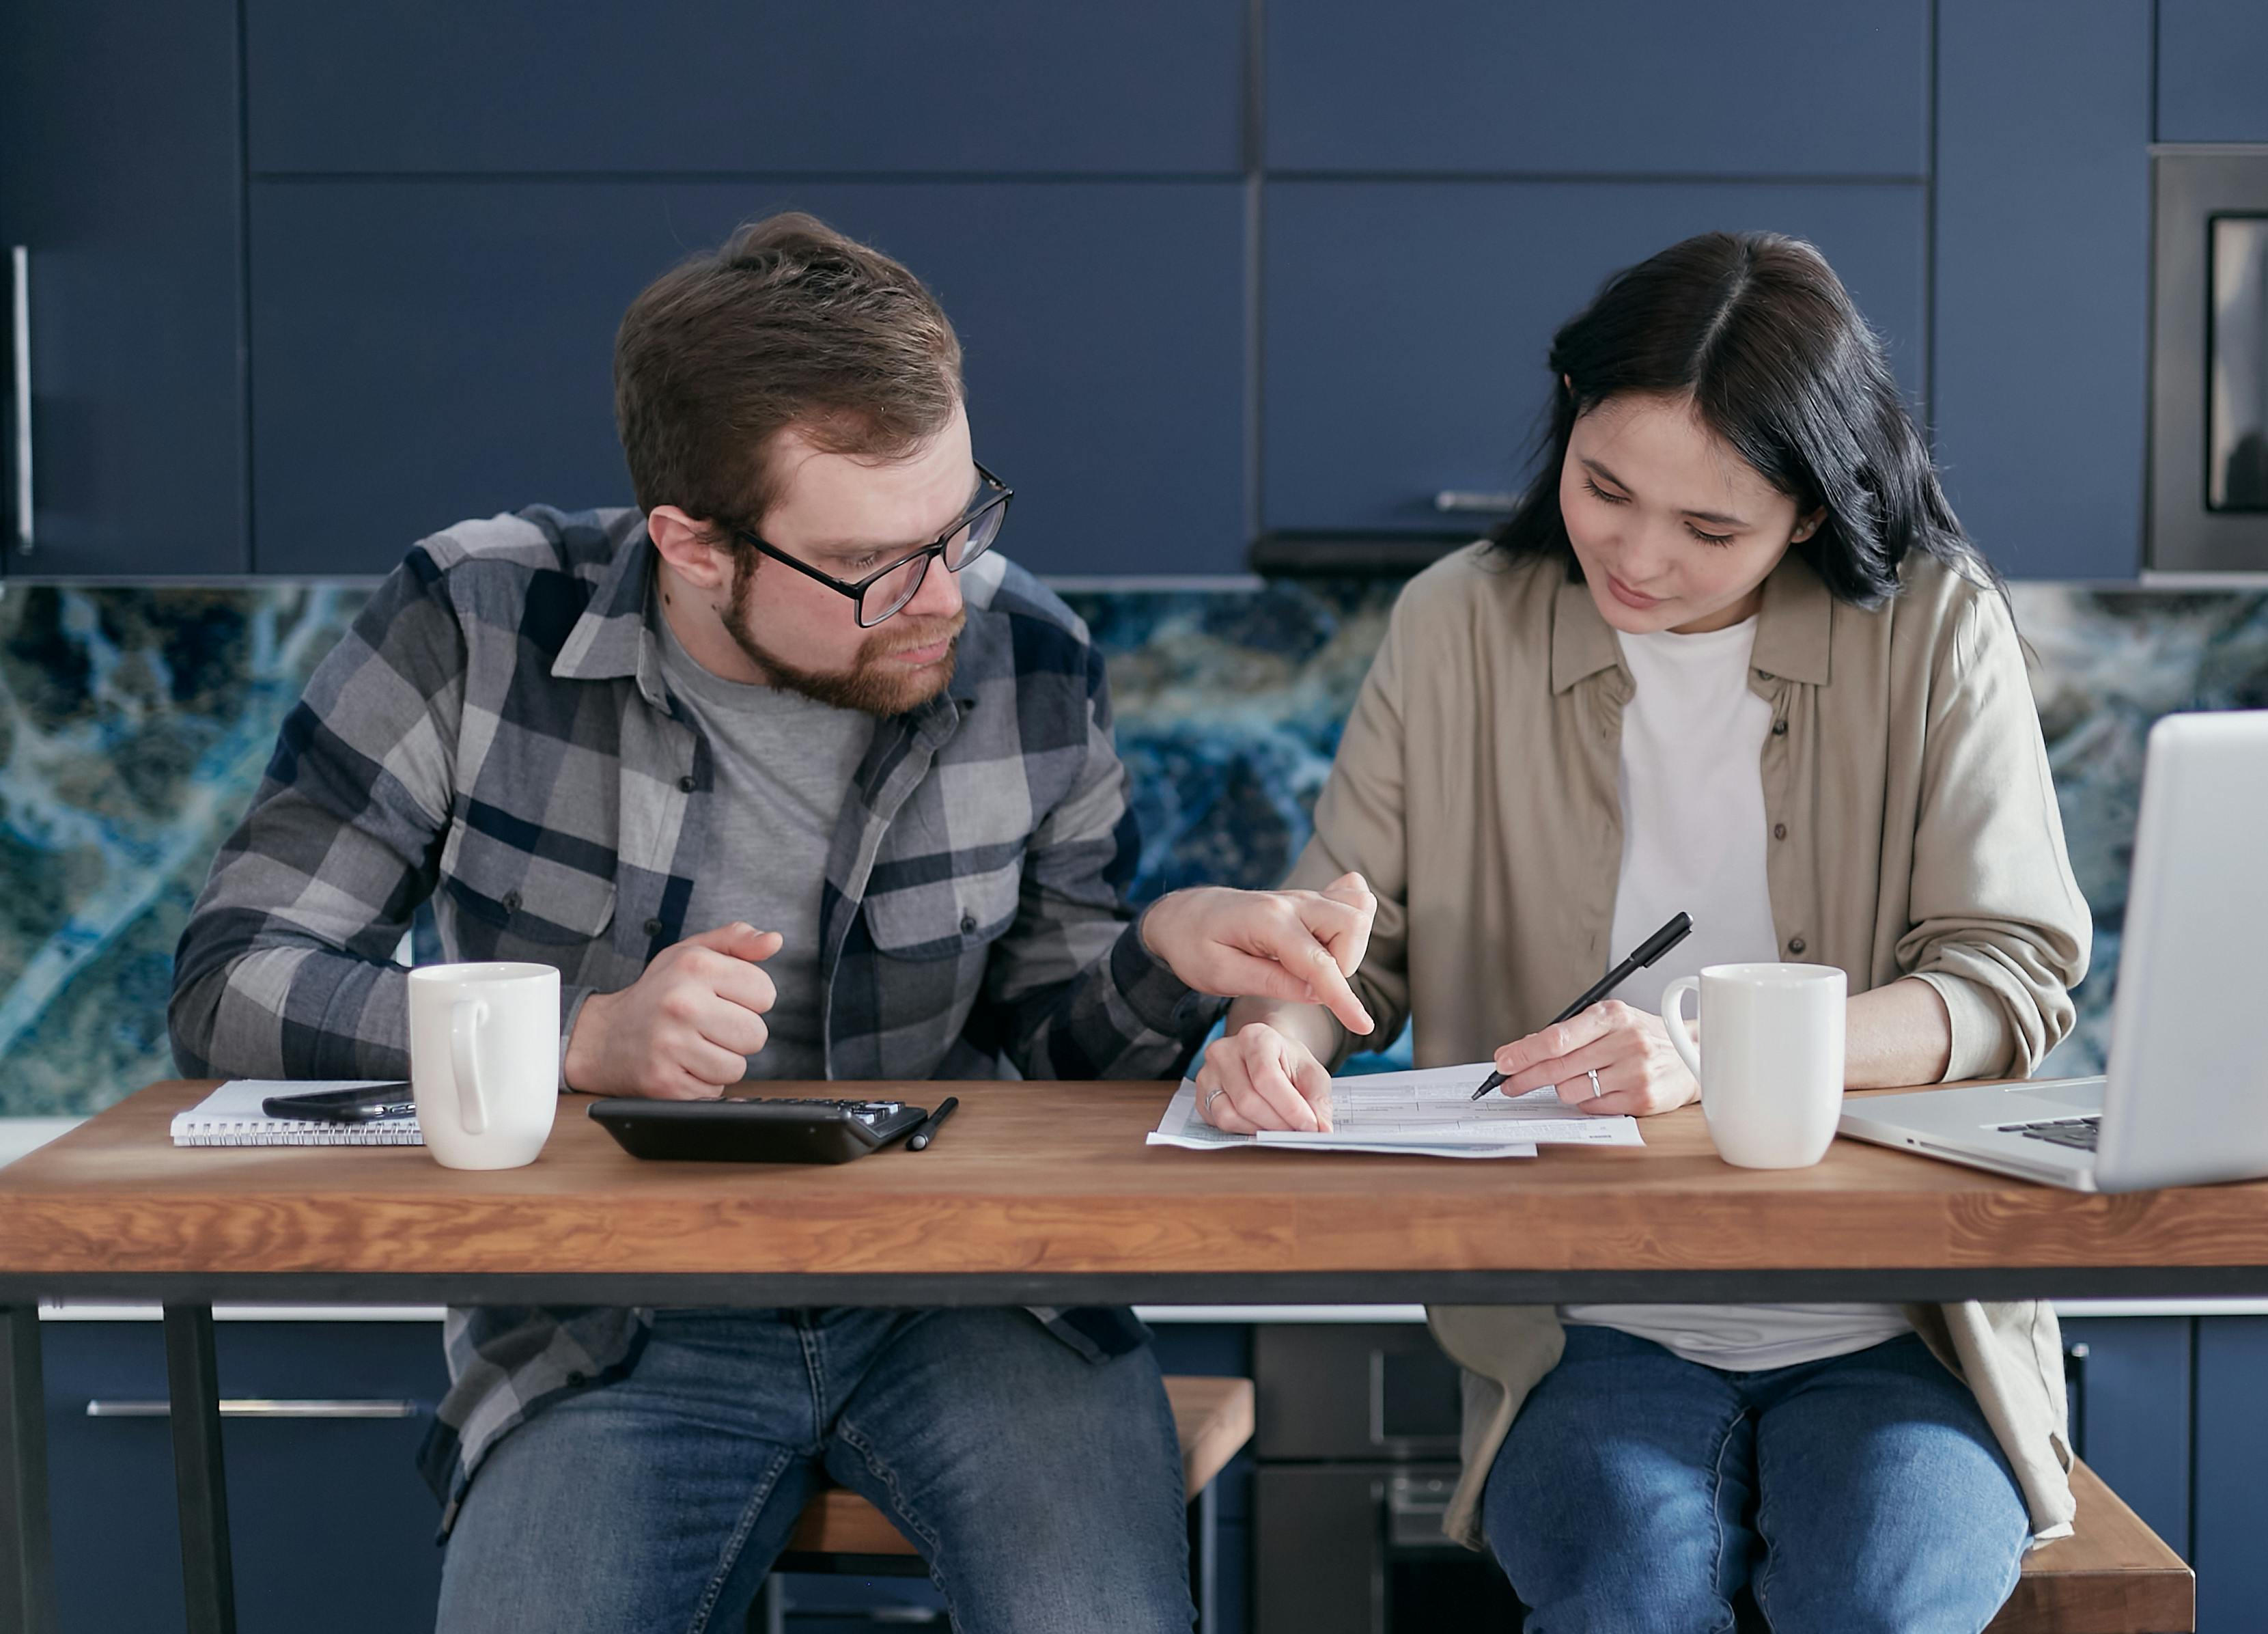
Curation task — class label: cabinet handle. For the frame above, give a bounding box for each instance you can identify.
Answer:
[85,1398,421,1420]
[10,246,29,555]
[1432,489,1520,514]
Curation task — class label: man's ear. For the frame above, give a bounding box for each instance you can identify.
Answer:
[647,505,736,592]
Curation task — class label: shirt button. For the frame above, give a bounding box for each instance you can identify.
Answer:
[501,890,522,913]
[960,911,979,934]
[565,1371,587,1388]
[1788,937,1807,956]
[1772,719,1789,736]
[1756,669,1775,681]
[677,775,697,794]
[1772,822,1788,840]
[644,917,664,937]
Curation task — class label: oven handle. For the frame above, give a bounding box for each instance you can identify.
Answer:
[86,1398,422,1420]
[1385,1473,1464,1549]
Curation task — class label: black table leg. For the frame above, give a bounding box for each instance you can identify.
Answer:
[1188,1479,1218,1634]
[1,1304,57,1634]
[164,1304,236,1634]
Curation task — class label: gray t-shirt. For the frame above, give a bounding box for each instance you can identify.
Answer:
[654,607,873,1081]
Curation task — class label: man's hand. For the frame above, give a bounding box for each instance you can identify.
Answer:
[562,922,781,1098]
[1140,872,1377,1038]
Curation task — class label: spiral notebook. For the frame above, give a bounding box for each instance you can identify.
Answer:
[170,1081,425,1147]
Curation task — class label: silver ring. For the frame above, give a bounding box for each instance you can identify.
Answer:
[1203,1085,1227,1117]
[1586,1068,1602,1100]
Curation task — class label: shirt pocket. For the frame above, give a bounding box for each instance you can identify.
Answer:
[862,854,1024,961]
[438,818,620,948]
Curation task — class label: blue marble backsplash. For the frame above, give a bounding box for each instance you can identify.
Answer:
[3,571,2265,1116]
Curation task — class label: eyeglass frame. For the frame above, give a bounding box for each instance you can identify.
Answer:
[727,462,1013,628]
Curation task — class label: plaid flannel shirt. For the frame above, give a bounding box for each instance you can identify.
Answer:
[170,506,1223,1528]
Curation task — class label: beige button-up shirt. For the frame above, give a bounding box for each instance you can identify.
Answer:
[1285,542,2092,1545]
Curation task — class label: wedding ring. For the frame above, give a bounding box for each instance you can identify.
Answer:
[1203,1085,1227,1117]
[1586,1068,1603,1100]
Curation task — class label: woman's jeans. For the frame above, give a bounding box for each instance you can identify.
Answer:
[1482,1326,2030,1634]
[436,1306,1193,1634]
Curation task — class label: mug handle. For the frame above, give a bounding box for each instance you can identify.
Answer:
[450,997,491,1135]
[1660,977,1703,1081]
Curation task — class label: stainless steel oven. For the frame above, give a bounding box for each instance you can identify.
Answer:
[1253,1324,1520,1633]
[2149,146,2268,574]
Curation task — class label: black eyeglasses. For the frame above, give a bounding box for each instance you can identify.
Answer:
[731,463,1013,628]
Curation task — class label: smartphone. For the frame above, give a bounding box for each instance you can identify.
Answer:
[261,1082,418,1122]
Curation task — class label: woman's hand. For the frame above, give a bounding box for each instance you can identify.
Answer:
[1192,1021,1336,1133]
[1487,1000,1698,1118]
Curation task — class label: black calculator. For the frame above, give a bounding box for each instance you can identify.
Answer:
[587,1095,929,1165]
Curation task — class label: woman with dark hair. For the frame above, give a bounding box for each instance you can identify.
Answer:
[1199,232,2090,1630]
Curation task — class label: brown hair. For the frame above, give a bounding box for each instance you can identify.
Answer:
[613,212,964,534]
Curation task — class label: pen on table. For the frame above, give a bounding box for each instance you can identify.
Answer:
[1470,911,1694,1100]
[906,1096,960,1151]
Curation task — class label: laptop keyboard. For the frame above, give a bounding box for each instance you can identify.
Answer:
[2002,1116,2101,1151]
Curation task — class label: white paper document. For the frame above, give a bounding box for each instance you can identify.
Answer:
[1147,1062,1644,1159]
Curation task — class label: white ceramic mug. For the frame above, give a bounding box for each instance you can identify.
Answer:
[407,962,561,1170]
[1660,963,1847,1169]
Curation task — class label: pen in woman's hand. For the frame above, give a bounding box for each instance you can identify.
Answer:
[1470,911,1694,1099]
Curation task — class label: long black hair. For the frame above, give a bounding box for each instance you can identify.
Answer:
[1492,231,1999,607]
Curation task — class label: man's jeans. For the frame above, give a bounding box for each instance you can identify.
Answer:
[436,1306,1194,1634]
[1482,1326,2030,1634]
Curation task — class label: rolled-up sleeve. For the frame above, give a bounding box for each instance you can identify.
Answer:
[1898,590,2092,1079]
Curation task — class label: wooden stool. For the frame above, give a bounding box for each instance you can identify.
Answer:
[1985,1461,2195,1633]
[753,1374,1255,1631]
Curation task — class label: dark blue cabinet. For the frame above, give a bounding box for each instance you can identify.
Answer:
[246,1,1245,176]
[1930,1,2151,581]
[248,181,1247,577]
[2195,1317,2268,1632]
[1261,180,1927,534]
[42,1319,447,1634]
[0,0,247,577]
[2157,0,2268,143]
[2060,1318,2192,1560]
[1265,0,1928,178]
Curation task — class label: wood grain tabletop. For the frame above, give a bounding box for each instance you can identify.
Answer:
[3,1081,2266,1291]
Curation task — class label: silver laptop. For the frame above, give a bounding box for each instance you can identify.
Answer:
[1838,709,2268,1193]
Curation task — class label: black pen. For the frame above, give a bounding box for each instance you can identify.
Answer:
[1470,911,1694,1100]
[906,1095,960,1151]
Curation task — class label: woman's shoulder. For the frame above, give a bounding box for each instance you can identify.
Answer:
[1388,540,1564,641]
[1886,550,2016,654]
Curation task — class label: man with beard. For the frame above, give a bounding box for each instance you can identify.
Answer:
[170,213,1374,1634]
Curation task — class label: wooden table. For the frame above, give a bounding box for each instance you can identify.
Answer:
[6,1077,2267,1633]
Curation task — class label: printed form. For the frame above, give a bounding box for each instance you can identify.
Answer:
[1148,1062,1645,1159]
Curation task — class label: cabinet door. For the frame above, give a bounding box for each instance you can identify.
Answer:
[0,0,247,577]
[1931,1,2151,580]
[43,1320,448,1634]
[1261,181,1926,534]
[2195,1317,2268,1632]
[246,1,1243,176]
[249,181,1246,578]
[2060,1318,2192,1560]
[1266,0,1927,177]
[2158,0,2268,143]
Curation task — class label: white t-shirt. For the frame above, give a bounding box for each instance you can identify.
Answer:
[1559,615,1910,1372]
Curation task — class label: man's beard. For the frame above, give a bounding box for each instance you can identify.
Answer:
[722,555,964,717]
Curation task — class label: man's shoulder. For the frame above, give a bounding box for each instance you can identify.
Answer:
[954,552,1102,691]
[409,505,643,585]
[960,551,1092,646]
